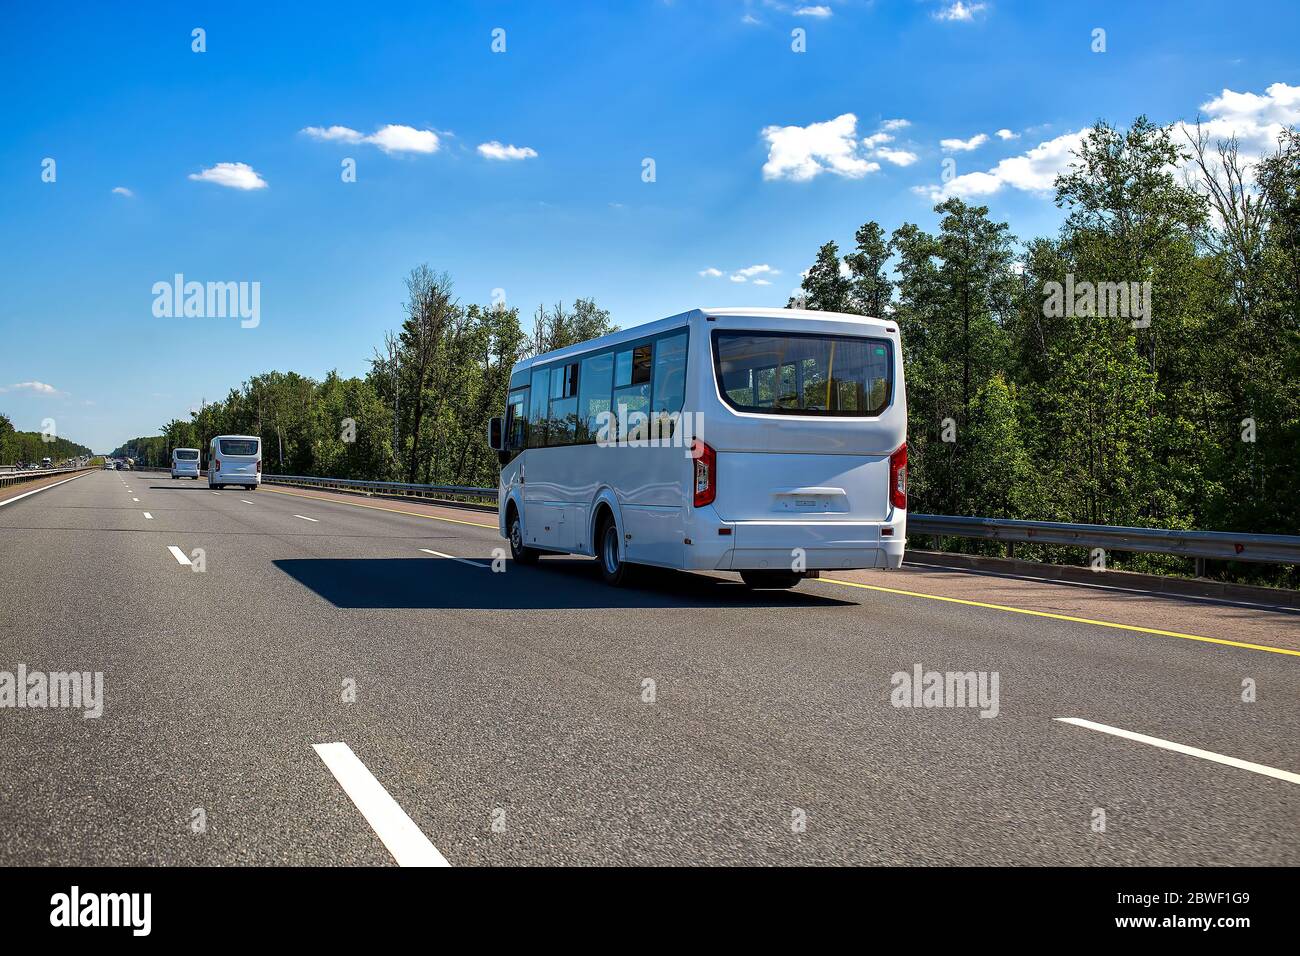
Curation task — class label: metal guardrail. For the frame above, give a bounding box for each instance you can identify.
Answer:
[260,473,1298,568]
[908,514,1300,567]
[0,465,94,490]
[263,474,497,504]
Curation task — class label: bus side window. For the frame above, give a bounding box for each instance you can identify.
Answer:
[528,368,550,448]
[578,352,613,443]
[506,389,528,452]
[651,332,688,437]
[614,343,652,441]
[548,362,579,445]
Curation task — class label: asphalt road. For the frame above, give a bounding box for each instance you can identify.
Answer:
[1,470,1297,865]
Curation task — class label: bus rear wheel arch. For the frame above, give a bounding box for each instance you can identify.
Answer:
[594,506,631,587]
[507,502,539,564]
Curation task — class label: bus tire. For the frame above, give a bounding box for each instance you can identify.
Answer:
[597,515,631,586]
[740,570,802,590]
[508,508,539,565]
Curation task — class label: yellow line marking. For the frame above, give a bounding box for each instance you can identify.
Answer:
[818,577,1300,658]
[262,486,498,529]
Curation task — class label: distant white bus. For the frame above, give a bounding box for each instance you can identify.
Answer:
[207,435,262,489]
[487,307,907,589]
[171,447,201,480]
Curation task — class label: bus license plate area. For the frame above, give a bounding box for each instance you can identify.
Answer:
[777,494,836,513]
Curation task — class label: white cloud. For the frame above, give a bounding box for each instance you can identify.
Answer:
[302,124,440,154]
[365,124,440,154]
[301,125,365,144]
[731,264,779,282]
[941,133,989,152]
[1,380,62,396]
[794,5,833,16]
[851,120,919,166]
[1184,81,1300,159]
[188,162,268,190]
[477,141,538,161]
[933,2,987,22]
[762,113,881,181]
[875,148,918,166]
[916,81,1300,204]
[995,128,1018,140]
[741,13,762,25]
[702,264,781,283]
[111,186,134,197]
[917,129,1086,201]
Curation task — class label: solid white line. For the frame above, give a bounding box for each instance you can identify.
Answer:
[1055,717,1300,786]
[312,742,449,867]
[143,512,153,519]
[419,547,489,569]
[167,545,191,566]
[211,491,221,495]
[241,499,254,504]
[294,514,319,522]
[0,471,90,508]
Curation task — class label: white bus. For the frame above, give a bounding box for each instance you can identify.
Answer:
[207,435,262,490]
[487,307,907,589]
[171,447,201,480]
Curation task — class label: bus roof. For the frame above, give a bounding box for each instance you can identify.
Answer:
[511,307,892,376]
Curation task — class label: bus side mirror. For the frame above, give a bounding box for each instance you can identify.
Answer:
[487,416,505,452]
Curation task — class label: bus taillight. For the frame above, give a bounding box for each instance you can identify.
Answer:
[692,440,716,508]
[889,443,907,510]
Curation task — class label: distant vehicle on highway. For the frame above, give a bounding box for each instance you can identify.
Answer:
[487,307,907,589]
[171,447,201,480]
[102,460,114,470]
[208,435,262,489]
[41,457,52,468]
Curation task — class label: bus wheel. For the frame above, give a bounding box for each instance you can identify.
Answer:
[740,570,802,590]
[508,511,539,565]
[598,517,631,586]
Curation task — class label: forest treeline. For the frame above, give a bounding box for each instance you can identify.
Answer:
[113,116,1298,580]
[0,413,92,464]
[789,117,1299,581]
[115,280,617,488]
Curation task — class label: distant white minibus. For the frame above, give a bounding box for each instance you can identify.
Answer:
[207,435,262,489]
[171,447,201,480]
[487,308,907,589]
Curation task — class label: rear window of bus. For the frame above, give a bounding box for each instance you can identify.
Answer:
[175,450,199,460]
[712,330,892,417]
[218,439,259,456]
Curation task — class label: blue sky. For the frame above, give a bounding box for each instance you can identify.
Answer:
[1,0,1297,452]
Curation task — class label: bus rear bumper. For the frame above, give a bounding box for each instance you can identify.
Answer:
[687,518,906,572]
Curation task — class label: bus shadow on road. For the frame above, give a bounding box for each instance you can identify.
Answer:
[272,557,855,609]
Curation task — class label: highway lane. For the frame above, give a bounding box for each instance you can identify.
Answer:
[0,470,1297,865]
